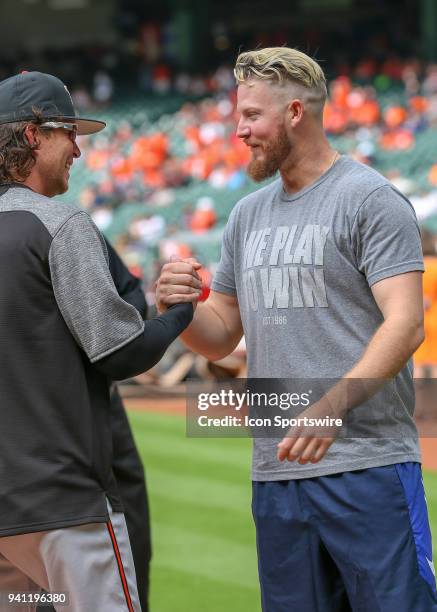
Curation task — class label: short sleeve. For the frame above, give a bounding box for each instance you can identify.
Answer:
[49,212,144,362]
[211,206,238,295]
[351,185,424,286]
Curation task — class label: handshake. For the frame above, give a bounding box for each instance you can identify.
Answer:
[156,256,205,313]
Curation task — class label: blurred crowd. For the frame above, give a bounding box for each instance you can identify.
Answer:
[79,93,248,209]
[77,88,250,291]
[324,60,433,147]
[74,55,437,253]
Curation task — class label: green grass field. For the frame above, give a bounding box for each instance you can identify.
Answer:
[129,410,437,612]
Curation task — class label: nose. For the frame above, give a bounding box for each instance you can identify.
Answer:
[73,141,81,159]
[236,117,250,140]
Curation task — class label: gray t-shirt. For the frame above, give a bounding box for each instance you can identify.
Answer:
[212,156,424,480]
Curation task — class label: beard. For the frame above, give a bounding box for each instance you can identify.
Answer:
[247,124,292,182]
[48,171,69,197]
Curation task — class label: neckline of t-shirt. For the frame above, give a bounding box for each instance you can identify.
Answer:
[278,154,347,203]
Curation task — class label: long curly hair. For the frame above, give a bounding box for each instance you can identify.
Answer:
[0,108,45,183]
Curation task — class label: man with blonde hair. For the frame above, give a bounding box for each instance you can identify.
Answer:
[157,47,437,611]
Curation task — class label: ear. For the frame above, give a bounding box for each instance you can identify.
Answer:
[23,124,40,149]
[287,99,305,128]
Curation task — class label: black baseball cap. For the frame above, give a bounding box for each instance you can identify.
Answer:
[0,71,105,135]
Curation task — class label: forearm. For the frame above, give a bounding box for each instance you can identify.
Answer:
[95,303,193,380]
[347,315,423,380]
[179,301,240,361]
[327,316,424,417]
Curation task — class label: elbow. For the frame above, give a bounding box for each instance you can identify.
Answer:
[404,314,424,355]
[94,331,168,381]
[411,321,425,353]
[95,350,162,381]
[205,348,231,362]
[203,338,241,363]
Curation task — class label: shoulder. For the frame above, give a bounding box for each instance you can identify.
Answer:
[3,187,85,237]
[31,193,87,237]
[49,208,107,260]
[336,157,391,196]
[336,157,415,216]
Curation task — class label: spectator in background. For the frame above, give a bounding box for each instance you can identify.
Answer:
[93,70,114,106]
[71,84,93,111]
[190,196,217,233]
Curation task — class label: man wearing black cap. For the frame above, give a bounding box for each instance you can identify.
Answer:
[0,71,201,611]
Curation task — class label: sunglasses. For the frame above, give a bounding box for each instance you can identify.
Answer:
[40,121,78,142]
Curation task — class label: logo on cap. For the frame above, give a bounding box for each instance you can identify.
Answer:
[64,85,73,105]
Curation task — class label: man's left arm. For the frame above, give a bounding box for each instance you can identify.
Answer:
[278,271,424,464]
[347,271,424,378]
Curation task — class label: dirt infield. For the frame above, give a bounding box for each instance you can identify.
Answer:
[124,396,437,472]
[125,396,186,415]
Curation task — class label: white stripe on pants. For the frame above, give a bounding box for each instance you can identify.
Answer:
[0,501,141,612]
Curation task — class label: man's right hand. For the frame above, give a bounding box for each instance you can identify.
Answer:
[156,257,203,313]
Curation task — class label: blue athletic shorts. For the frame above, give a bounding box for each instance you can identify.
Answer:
[252,462,437,612]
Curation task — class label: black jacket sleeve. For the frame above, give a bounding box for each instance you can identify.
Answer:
[94,303,193,381]
[104,237,148,320]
